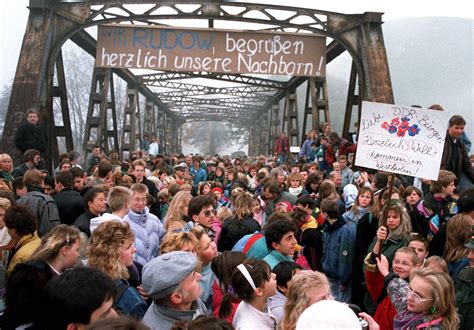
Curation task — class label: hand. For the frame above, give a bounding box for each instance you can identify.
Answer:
[376,226,388,241]
[376,254,390,277]
[137,285,149,301]
[358,312,380,330]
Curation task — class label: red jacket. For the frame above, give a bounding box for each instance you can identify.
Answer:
[275,137,289,154]
[212,280,239,323]
[365,269,397,330]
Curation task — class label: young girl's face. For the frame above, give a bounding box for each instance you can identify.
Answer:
[250,169,257,177]
[63,240,81,270]
[252,200,261,213]
[442,181,456,196]
[276,204,289,213]
[290,179,301,189]
[159,172,168,180]
[1,157,12,172]
[386,210,401,230]
[216,169,223,177]
[406,191,421,206]
[213,191,222,200]
[227,172,234,181]
[198,233,218,265]
[120,240,136,267]
[202,185,211,195]
[358,191,372,208]
[277,173,285,184]
[261,272,277,298]
[408,240,428,260]
[407,276,434,313]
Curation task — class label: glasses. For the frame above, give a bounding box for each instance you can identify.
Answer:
[202,209,217,217]
[406,287,433,303]
[393,259,414,268]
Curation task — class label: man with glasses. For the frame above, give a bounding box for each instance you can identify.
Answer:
[173,162,188,187]
[183,195,216,241]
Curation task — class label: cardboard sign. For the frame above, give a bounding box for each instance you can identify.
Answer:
[355,101,449,180]
[96,25,326,77]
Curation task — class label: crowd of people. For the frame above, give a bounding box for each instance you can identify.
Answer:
[0,110,473,330]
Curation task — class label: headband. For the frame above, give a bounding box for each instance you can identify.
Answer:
[237,264,256,291]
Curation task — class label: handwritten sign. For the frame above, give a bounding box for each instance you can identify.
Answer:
[355,101,449,180]
[96,25,326,77]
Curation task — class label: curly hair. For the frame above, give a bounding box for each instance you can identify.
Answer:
[160,231,198,255]
[282,270,331,330]
[30,224,81,263]
[87,221,135,280]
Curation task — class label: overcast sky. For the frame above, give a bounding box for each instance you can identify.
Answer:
[1,0,473,87]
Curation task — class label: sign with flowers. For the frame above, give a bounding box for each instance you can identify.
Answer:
[355,101,449,180]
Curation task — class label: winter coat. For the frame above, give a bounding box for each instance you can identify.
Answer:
[113,278,148,319]
[53,188,85,225]
[455,267,474,330]
[232,232,269,259]
[299,138,315,159]
[124,207,165,266]
[297,216,323,271]
[217,216,261,252]
[89,213,124,234]
[263,250,294,270]
[17,186,60,237]
[365,270,398,330]
[6,232,41,277]
[74,210,98,237]
[343,206,369,226]
[14,122,47,153]
[322,217,355,286]
[440,132,474,183]
[275,137,289,155]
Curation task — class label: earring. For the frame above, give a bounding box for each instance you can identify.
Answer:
[430,306,437,314]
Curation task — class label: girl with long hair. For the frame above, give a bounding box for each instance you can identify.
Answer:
[343,186,374,225]
[388,268,459,329]
[228,259,277,330]
[281,270,331,330]
[444,214,472,280]
[164,191,193,232]
[87,221,147,319]
[30,224,81,275]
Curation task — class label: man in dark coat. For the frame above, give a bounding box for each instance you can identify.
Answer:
[14,110,48,154]
[53,171,85,225]
[440,115,474,191]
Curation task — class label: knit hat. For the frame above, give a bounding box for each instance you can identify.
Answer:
[275,201,292,212]
[211,187,223,195]
[296,300,361,330]
[142,251,197,300]
[343,184,359,209]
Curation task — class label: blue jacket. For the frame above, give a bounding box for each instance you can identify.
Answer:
[299,139,315,159]
[263,250,294,269]
[114,278,148,319]
[322,217,355,286]
[124,207,165,266]
[190,164,207,188]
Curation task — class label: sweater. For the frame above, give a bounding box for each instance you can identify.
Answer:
[233,301,276,330]
[263,250,294,270]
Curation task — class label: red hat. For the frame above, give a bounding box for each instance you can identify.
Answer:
[275,201,292,212]
[211,187,223,195]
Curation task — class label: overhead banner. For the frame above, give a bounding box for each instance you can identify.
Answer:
[96,25,326,76]
[355,101,449,180]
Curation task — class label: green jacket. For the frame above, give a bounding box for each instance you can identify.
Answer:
[456,267,474,330]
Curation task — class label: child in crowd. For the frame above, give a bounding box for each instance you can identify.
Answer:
[157,188,170,220]
[281,270,331,330]
[286,173,304,197]
[320,199,355,303]
[251,196,266,227]
[160,231,198,255]
[424,255,448,273]
[342,186,374,226]
[267,261,302,323]
[229,259,278,330]
[408,234,429,267]
[263,220,297,269]
[365,247,422,330]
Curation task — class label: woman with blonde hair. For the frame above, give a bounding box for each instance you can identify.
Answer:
[87,221,147,318]
[282,270,331,330]
[0,153,13,191]
[30,224,81,275]
[444,213,472,280]
[388,268,459,329]
[164,190,192,232]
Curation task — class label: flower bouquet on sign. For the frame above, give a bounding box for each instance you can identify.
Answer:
[381,116,421,137]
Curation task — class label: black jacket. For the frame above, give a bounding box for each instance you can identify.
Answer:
[441,132,474,183]
[53,188,85,225]
[14,122,48,153]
